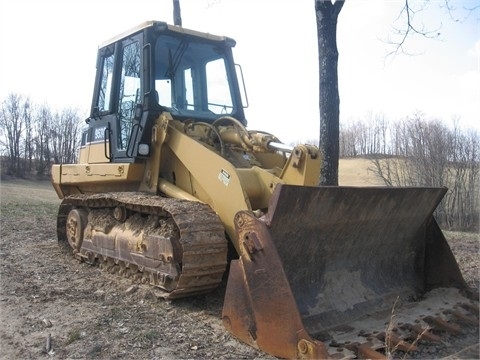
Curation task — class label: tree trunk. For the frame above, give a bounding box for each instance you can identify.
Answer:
[315,0,344,185]
[173,0,182,26]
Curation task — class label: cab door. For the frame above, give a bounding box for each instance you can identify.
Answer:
[87,33,143,163]
[114,35,142,160]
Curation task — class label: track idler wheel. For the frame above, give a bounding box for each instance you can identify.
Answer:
[65,209,88,253]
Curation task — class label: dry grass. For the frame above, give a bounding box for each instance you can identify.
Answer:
[0,179,59,203]
[0,179,60,216]
[339,158,384,186]
[384,297,431,360]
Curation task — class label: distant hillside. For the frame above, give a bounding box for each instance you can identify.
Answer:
[339,158,384,186]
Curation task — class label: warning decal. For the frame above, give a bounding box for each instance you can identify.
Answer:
[218,169,231,186]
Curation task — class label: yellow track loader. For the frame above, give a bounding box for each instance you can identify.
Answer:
[51,21,478,359]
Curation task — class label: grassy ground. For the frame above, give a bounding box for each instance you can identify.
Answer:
[0,179,59,217]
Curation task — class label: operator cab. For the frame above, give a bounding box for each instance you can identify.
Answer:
[154,32,238,119]
[80,21,246,164]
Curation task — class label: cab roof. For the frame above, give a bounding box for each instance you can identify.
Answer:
[99,20,235,48]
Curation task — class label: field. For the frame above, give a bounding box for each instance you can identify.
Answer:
[339,158,384,186]
[0,168,478,359]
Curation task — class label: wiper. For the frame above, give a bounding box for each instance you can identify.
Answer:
[165,39,188,79]
[164,39,188,110]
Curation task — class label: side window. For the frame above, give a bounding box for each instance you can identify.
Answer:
[80,130,88,147]
[98,50,114,113]
[206,58,233,114]
[156,79,172,107]
[117,39,141,150]
[184,68,194,110]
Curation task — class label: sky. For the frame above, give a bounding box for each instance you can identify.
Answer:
[0,0,479,143]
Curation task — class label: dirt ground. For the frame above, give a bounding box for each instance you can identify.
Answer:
[0,179,478,360]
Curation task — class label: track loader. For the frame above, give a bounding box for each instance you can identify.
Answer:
[51,21,478,359]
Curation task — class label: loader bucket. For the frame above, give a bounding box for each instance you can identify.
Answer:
[222,184,468,359]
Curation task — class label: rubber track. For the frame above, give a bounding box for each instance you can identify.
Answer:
[58,192,228,299]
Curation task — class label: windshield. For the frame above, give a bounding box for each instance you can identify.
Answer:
[154,34,235,120]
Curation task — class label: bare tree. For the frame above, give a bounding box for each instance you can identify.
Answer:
[173,0,182,26]
[34,104,53,176]
[23,99,33,173]
[317,0,474,187]
[386,0,442,57]
[49,108,82,165]
[0,93,28,176]
[339,122,357,157]
[367,115,479,231]
[0,95,82,178]
[386,0,479,57]
[315,0,345,185]
[445,127,479,230]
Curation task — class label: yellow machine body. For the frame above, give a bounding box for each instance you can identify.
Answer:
[52,21,477,359]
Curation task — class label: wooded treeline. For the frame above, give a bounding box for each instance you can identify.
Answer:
[340,112,479,231]
[0,94,478,231]
[0,93,83,177]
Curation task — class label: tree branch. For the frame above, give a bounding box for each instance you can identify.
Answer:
[386,0,443,59]
[440,0,480,23]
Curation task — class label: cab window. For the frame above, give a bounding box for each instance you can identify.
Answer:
[97,48,114,113]
[117,39,141,150]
